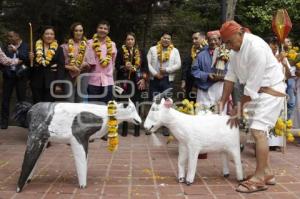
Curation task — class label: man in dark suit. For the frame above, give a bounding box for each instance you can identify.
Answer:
[0,30,29,129]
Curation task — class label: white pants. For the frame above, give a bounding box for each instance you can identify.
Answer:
[196,82,224,107]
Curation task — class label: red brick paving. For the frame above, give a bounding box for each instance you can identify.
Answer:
[0,126,300,199]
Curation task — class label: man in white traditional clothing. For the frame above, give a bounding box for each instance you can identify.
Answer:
[218,21,286,193]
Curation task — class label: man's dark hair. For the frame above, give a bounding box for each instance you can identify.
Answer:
[160,31,172,38]
[7,30,20,36]
[192,31,205,37]
[97,20,110,29]
[265,36,279,45]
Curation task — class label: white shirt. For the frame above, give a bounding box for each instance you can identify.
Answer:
[225,33,284,100]
[147,45,181,81]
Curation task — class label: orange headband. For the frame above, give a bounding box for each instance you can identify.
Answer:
[220,20,242,42]
[207,30,220,38]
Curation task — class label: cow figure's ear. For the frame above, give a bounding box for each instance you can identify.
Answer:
[163,98,173,109]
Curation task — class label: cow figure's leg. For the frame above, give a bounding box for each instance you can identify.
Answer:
[221,152,230,178]
[27,142,48,183]
[70,136,88,188]
[229,147,243,181]
[185,146,199,185]
[178,143,188,183]
[17,137,48,192]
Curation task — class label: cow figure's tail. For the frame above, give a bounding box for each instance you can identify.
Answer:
[12,101,32,128]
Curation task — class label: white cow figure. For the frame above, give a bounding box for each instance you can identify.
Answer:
[144,91,243,185]
[16,99,141,192]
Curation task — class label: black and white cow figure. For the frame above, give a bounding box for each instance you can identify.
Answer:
[16,99,141,192]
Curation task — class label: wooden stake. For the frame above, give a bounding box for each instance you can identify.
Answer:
[29,22,33,67]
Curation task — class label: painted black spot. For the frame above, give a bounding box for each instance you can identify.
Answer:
[71,112,103,156]
[27,103,57,142]
[17,102,56,192]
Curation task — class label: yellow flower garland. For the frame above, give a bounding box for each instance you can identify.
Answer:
[191,45,199,61]
[191,40,208,60]
[176,99,200,115]
[107,101,119,152]
[35,39,58,66]
[122,45,141,71]
[273,118,295,142]
[92,34,113,68]
[68,38,87,66]
[156,41,174,63]
[287,46,300,69]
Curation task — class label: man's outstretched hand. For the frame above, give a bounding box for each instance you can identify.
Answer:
[227,106,240,129]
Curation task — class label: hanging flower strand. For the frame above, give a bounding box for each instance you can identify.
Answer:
[107,101,119,152]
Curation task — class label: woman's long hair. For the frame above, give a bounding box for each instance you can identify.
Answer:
[69,22,85,40]
[125,32,138,49]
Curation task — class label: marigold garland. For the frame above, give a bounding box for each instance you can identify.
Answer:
[122,45,141,72]
[92,34,113,68]
[68,38,87,66]
[107,101,119,152]
[35,39,58,66]
[191,46,200,61]
[176,99,200,115]
[156,41,174,63]
[272,118,295,142]
[191,40,208,60]
[287,46,300,69]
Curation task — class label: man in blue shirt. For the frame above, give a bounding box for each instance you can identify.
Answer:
[191,30,226,110]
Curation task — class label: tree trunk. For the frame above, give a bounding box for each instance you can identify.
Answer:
[142,1,154,49]
[221,0,237,22]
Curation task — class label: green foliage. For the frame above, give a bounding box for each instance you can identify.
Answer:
[236,0,300,39]
[0,0,299,48]
[0,0,156,46]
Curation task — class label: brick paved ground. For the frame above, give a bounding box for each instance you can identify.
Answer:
[0,126,299,199]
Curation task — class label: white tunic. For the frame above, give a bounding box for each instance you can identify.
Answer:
[225,33,284,100]
[225,33,286,132]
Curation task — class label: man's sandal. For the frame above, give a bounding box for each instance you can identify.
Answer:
[264,175,276,185]
[236,179,268,193]
[246,174,276,185]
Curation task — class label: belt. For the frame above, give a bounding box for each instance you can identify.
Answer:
[258,87,286,97]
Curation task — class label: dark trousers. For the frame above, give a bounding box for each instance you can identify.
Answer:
[149,76,172,100]
[149,77,171,136]
[185,78,196,102]
[118,81,143,136]
[87,85,113,104]
[1,73,27,123]
[31,87,55,103]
